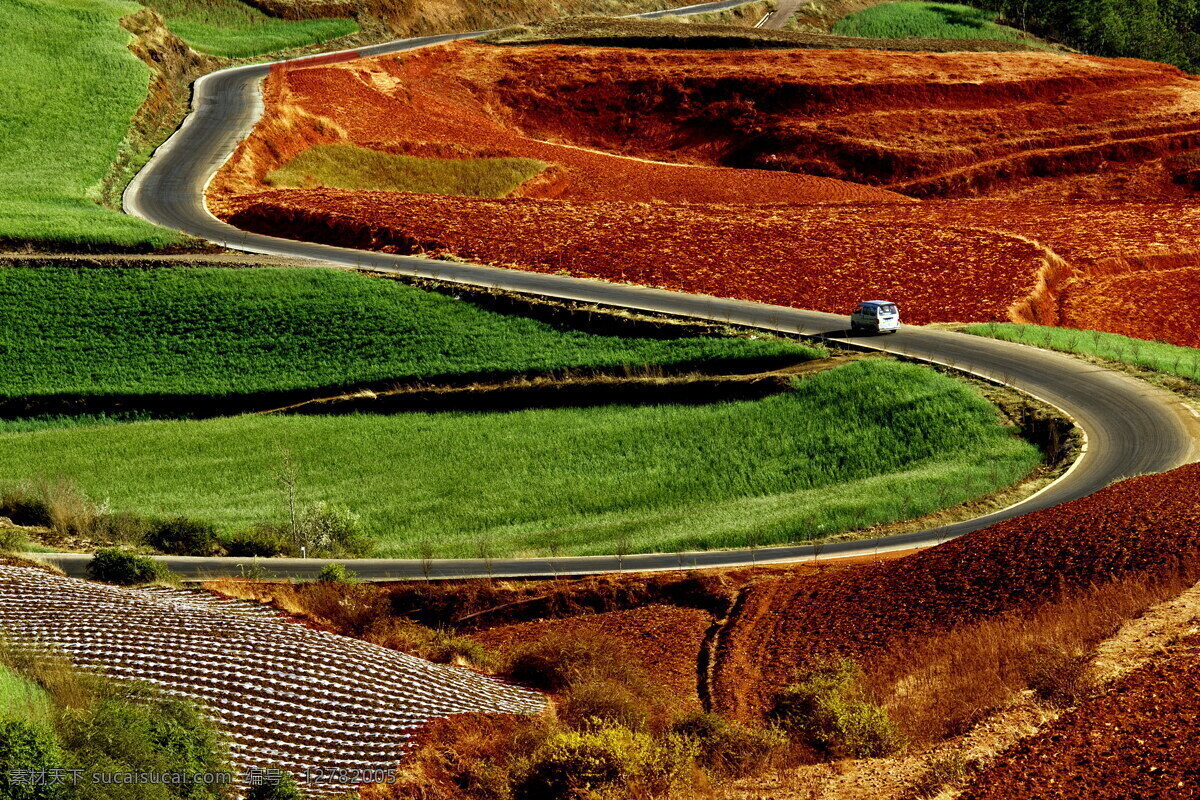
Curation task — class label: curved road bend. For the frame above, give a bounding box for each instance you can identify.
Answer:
[61,20,1198,581]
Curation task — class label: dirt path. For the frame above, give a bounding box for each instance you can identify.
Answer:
[759,0,810,28]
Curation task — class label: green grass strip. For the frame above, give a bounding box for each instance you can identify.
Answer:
[0,663,52,726]
[0,267,817,399]
[0,0,181,249]
[832,1,1034,43]
[963,322,1200,382]
[0,361,1041,556]
[266,145,549,197]
[150,0,359,58]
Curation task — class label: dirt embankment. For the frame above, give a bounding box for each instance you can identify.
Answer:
[709,462,1200,722]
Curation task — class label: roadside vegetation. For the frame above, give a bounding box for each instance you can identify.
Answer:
[0,0,182,250]
[148,0,358,57]
[832,2,1041,44]
[964,323,1200,383]
[266,145,548,197]
[0,647,230,800]
[0,267,815,401]
[0,361,1042,557]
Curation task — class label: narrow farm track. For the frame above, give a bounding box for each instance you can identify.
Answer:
[84,15,1200,581]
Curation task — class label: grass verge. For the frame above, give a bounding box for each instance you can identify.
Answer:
[831,1,1040,44]
[266,145,548,197]
[963,323,1200,384]
[0,0,182,250]
[148,0,359,57]
[0,361,1042,557]
[0,266,816,401]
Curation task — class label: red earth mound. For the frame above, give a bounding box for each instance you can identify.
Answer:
[709,462,1200,722]
[213,42,1200,338]
[470,603,712,707]
[959,632,1200,799]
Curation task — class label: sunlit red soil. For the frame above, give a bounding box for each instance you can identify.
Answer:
[709,463,1200,722]
[960,632,1200,799]
[212,41,1200,339]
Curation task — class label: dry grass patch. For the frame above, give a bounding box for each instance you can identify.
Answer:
[867,571,1193,743]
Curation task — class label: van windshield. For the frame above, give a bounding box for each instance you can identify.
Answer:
[880,304,898,314]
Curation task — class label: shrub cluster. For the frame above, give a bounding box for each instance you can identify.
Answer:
[770,659,903,759]
[86,548,175,587]
[0,479,375,560]
[0,648,230,800]
[671,711,787,778]
[399,630,790,799]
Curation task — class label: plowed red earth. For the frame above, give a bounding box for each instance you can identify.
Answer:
[709,463,1200,721]
[212,42,1200,338]
[960,633,1200,799]
[470,603,712,707]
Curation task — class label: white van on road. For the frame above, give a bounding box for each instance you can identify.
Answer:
[850,300,901,334]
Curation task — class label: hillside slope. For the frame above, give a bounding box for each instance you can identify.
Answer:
[0,565,543,794]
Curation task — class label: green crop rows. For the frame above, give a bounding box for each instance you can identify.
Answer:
[0,266,817,400]
[832,2,1036,43]
[0,360,1041,557]
[964,322,1200,382]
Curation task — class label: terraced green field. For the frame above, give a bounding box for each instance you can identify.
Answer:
[832,2,1035,43]
[0,267,816,401]
[150,0,359,57]
[0,361,1041,557]
[0,0,181,249]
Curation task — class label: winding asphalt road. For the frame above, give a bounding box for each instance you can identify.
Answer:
[38,13,1199,581]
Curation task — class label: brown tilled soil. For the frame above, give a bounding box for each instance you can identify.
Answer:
[959,632,1200,799]
[709,462,1200,722]
[213,42,1200,340]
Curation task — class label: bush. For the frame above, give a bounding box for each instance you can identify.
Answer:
[770,659,902,759]
[419,630,495,670]
[0,527,30,554]
[85,548,174,586]
[0,719,63,800]
[316,563,358,584]
[501,631,643,693]
[1023,644,1091,707]
[514,726,695,800]
[92,512,154,546]
[244,769,303,800]
[0,489,52,528]
[58,688,227,800]
[671,711,787,778]
[559,679,649,732]
[908,749,969,799]
[223,525,288,558]
[296,502,373,558]
[148,517,222,557]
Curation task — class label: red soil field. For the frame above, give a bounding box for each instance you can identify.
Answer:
[709,462,1200,721]
[470,603,712,707]
[960,633,1200,799]
[213,42,1200,337]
